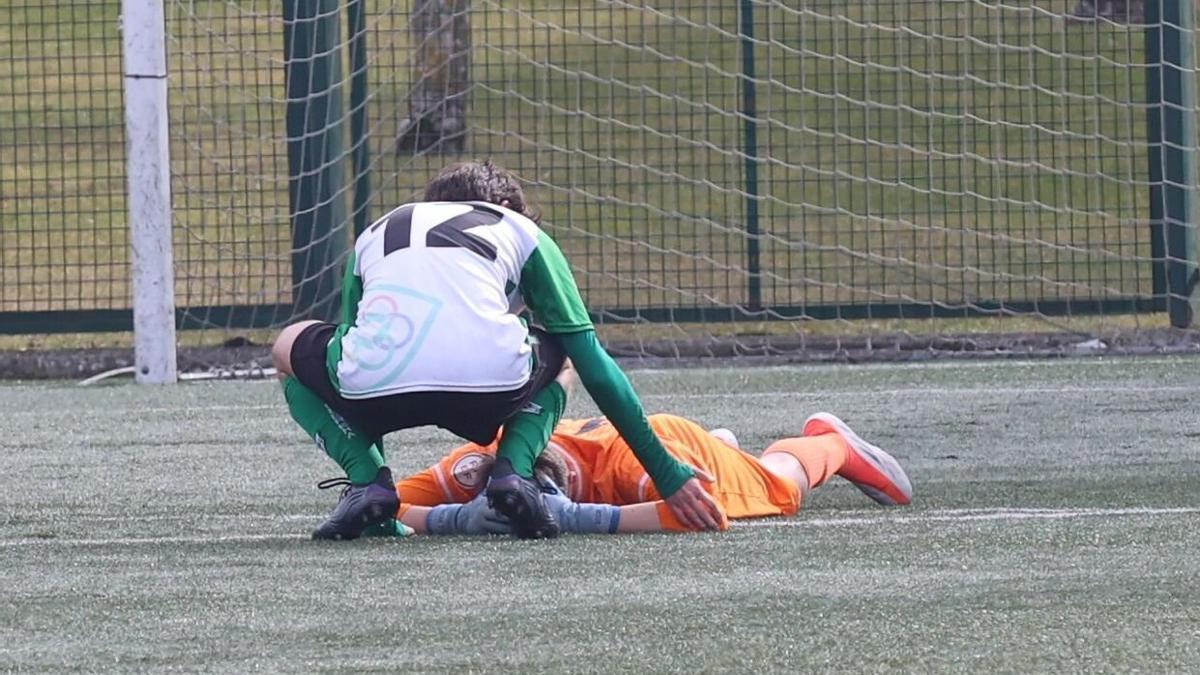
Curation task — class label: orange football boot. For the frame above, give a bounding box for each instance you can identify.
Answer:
[802,413,912,506]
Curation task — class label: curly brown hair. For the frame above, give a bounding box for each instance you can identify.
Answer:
[423,159,540,222]
[532,443,570,493]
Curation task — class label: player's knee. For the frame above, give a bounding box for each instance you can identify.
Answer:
[760,448,810,498]
[554,359,577,396]
[270,338,292,378]
[272,320,320,377]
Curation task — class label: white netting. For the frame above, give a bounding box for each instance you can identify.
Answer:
[155,0,1195,362]
[467,0,1160,311]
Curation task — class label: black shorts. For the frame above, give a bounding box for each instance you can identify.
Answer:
[289,321,565,444]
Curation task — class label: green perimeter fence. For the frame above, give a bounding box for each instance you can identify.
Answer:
[1,0,1197,343]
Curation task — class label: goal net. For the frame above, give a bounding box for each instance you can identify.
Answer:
[4,0,1195,371]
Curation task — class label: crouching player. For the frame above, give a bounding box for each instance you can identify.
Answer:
[274,160,719,541]
[389,412,913,536]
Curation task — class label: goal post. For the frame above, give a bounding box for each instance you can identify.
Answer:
[122,0,177,384]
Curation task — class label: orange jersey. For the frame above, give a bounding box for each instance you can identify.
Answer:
[396,414,801,519]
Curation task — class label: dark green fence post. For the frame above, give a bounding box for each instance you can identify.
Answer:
[739,0,762,311]
[283,0,347,320]
[347,0,372,236]
[1145,0,1197,327]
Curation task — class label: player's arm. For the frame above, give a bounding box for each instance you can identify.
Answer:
[396,503,507,535]
[399,486,697,536]
[612,501,729,533]
[541,483,730,534]
[396,494,619,536]
[397,504,436,533]
[518,231,687,496]
[518,231,721,529]
[397,495,511,535]
[398,481,731,536]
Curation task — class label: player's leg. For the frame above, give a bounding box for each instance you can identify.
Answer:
[760,436,842,497]
[761,413,912,506]
[493,375,569,478]
[283,376,384,484]
[283,376,398,539]
[708,428,740,449]
[486,331,570,539]
[277,321,399,539]
[271,319,323,377]
[275,320,387,462]
[802,413,911,506]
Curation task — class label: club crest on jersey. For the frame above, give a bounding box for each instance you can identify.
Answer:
[450,453,490,491]
[342,284,443,389]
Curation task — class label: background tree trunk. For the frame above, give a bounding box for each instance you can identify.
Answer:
[396,0,470,155]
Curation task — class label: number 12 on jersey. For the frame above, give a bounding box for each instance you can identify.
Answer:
[372,203,502,261]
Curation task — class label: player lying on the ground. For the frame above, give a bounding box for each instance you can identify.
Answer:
[381,411,912,536]
[272,160,720,540]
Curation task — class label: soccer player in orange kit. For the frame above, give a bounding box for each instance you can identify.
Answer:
[390,411,912,535]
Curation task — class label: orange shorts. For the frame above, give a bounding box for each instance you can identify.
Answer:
[592,414,802,518]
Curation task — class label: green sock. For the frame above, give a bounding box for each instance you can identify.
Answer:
[363,520,414,538]
[495,381,567,478]
[283,377,384,485]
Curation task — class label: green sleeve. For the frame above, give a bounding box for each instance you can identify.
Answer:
[518,231,594,334]
[325,251,363,384]
[557,329,694,497]
[340,250,363,326]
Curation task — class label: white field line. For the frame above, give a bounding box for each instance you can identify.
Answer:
[65,357,1200,386]
[13,513,320,523]
[48,506,1200,526]
[5,404,282,417]
[6,384,1197,418]
[630,356,1198,375]
[0,533,308,547]
[2,507,1197,547]
[648,385,1198,400]
[732,506,1200,529]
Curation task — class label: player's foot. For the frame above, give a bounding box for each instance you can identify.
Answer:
[802,413,912,506]
[312,467,400,541]
[486,472,561,540]
[709,428,740,449]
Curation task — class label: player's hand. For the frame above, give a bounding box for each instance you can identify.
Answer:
[664,467,724,531]
[537,478,620,535]
[459,492,513,535]
[537,478,573,515]
[427,493,512,535]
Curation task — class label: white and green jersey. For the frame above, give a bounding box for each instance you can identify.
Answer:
[325,201,592,399]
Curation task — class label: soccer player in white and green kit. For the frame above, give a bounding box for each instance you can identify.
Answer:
[272,160,721,540]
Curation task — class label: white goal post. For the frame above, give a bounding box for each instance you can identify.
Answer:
[122,0,177,384]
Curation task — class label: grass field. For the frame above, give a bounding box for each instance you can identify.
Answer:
[2,356,1198,671]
